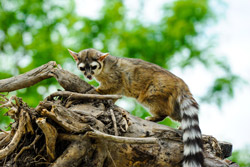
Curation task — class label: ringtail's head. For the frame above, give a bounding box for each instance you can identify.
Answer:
[68,48,109,80]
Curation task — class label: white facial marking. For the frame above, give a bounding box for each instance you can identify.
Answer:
[78,63,85,68]
[90,61,99,67]
[91,61,103,75]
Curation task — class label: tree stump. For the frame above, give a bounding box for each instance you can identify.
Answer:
[0,61,238,167]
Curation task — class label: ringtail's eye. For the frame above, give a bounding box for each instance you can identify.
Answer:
[80,67,85,71]
[90,61,100,70]
[91,65,97,70]
[78,63,85,71]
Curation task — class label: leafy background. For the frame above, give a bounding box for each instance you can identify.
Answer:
[0,0,248,165]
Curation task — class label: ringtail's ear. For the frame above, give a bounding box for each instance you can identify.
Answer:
[99,53,109,61]
[68,49,79,61]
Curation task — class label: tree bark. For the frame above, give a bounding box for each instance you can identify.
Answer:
[0,62,238,167]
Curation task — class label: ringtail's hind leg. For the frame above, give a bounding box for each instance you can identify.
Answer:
[143,96,173,122]
[146,111,166,122]
[143,92,179,122]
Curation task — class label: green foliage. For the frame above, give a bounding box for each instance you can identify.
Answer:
[159,118,180,129]
[131,103,150,119]
[0,0,242,129]
[202,74,242,107]
[0,108,12,131]
[229,147,250,167]
[200,56,247,107]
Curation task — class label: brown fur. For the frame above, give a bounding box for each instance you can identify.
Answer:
[69,48,194,122]
[99,57,192,122]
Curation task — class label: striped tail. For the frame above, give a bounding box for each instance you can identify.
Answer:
[180,96,204,167]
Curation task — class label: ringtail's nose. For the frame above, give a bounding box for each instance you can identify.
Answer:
[87,75,92,80]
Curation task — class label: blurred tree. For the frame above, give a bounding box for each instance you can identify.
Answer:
[0,0,240,130]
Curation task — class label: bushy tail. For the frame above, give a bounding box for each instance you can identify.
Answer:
[180,96,204,167]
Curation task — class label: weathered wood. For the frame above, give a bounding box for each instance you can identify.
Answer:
[0,130,13,148]
[36,118,58,161]
[49,67,97,94]
[219,141,233,158]
[0,110,27,160]
[47,91,122,100]
[50,140,92,167]
[0,61,56,92]
[87,128,158,144]
[0,62,238,167]
[14,135,40,162]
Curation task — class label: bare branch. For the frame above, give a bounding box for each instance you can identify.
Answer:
[88,129,158,144]
[49,68,97,94]
[47,91,122,101]
[0,61,56,93]
[110,109,118,136]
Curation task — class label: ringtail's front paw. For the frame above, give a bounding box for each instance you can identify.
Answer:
[95,88,101,94]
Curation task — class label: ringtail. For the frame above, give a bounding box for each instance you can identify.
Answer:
[69,48,204,167]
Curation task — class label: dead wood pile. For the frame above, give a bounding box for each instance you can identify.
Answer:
[0,61,238,167]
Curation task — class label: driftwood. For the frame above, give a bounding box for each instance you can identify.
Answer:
[0,61,238,167]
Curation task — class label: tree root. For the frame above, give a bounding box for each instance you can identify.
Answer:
[40,107,91,133]
[50,140,92,167]
[0,109,26,160]
[0,131,12,148]
[14,135,41,162]
[36,118,57,161]
[0,131,9,140]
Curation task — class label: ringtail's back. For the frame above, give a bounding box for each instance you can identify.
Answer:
[69,48,204,167]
